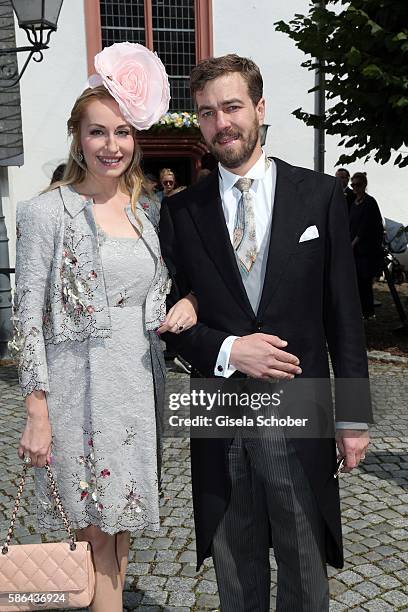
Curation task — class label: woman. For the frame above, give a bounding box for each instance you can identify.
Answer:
[157,167,186,200]
[349,172,384,319]
[11,43,197,612]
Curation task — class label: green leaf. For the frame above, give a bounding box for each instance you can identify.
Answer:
[346,46,362,65]
[361,64,384,79]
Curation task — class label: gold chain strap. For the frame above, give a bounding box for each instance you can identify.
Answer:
[1,464,76,555]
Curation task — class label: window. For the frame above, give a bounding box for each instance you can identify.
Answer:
[100,1,146,46]
[98,0,212,112]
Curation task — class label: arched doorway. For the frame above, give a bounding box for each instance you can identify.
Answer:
[137,132,209,188]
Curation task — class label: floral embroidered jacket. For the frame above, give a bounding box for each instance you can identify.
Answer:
[11,184,171,398]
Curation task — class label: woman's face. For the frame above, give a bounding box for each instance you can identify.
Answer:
[161,173,175,195]
[351,176,366,199]
[79,97,135,180]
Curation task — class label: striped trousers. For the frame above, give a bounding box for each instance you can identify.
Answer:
[211,435,329,611]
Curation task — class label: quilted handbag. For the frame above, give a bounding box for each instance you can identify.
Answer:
[0,463,95,611]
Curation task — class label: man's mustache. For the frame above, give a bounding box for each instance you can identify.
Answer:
[213,129,241,145]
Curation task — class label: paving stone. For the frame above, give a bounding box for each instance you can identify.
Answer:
[370,573,402,589]
[167,592,195,607]
[141,590,169,606]
[336,569,364,586]
[196,580,218,594]
[178,550,196,563]
[154,562,182,576]
[123,591,143,609]
[126,562,150,576]
[196,593,220,609]
[155,549,178,562]
[382,590,408,607]
[335,589,367,606]
[1,360,407,612]
[354,581,382,598]
[362,599,395,611]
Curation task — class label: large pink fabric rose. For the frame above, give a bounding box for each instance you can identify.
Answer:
[91,42,170,130]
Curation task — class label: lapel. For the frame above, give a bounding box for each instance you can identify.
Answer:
[59,184,88,217]
[256,157,307,317]
[188,171,255,318]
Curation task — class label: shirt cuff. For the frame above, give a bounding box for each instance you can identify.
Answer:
[335,421,368,430]
[214,336,239,377]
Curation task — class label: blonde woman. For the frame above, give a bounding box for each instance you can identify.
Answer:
[12,43,197,612]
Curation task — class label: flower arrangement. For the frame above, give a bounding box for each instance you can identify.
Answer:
[153,111,200,131]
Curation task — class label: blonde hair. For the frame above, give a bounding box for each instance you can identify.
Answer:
[159,168,175,183]
[45,86,144,220]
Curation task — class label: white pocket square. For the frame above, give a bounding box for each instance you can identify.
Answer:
[299,225,319,243]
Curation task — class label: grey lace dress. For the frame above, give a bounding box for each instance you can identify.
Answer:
[35,224,160,534]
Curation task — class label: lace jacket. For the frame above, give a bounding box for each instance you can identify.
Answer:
[10,185,170,398]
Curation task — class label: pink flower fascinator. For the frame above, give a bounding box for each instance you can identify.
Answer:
[87,42,170,130]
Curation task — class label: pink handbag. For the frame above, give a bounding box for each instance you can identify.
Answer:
[0,464,95,611]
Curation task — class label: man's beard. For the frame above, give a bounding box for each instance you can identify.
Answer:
[206,117,260,169]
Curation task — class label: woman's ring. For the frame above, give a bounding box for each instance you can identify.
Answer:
[23,456,32,465]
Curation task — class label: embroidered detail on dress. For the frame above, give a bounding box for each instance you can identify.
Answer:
[115,291,129,308]
[61,227,97,319]
[71,432,111,514]
[9,290,49,397]
[123,427,138,446]
[124,485,144,515]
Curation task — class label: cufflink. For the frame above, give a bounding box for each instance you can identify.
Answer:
[217,365,223,372]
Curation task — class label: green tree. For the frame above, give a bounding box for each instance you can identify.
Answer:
[275,0,408,167]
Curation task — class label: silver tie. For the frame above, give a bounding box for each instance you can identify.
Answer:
[233,177,257,274]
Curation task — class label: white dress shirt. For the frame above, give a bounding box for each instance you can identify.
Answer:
[213,152,367,431]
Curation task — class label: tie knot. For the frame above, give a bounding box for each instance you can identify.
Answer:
[234,177,253,194]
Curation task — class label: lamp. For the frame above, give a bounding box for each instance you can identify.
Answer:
[0,0,64,87]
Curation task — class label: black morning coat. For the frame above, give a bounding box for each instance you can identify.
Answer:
[158,158,374,570]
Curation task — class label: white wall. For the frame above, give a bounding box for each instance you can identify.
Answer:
[212,0,408,227]
[5,0,87,266]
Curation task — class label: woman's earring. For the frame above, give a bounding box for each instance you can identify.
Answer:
[78,152,84,162]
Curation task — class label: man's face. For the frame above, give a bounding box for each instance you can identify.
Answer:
[195,73,265,171]
[335,170,350,190]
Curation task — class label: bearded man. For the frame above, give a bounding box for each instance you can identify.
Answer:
[159,54,372,611]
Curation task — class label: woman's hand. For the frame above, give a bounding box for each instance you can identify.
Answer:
[157,293,198,335]
[18,391,52,468]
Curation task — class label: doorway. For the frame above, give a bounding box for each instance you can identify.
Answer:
[141,156,194,189]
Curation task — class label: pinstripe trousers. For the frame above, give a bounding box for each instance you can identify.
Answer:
[211,435,329,611]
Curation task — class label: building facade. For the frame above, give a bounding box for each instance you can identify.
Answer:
[2,0,408,268]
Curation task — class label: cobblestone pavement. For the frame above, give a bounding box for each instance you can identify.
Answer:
[0,360,407,611]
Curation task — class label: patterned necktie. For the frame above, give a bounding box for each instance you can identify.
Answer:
[233,177,257,275]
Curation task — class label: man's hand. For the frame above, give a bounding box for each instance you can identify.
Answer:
[229,333,302,379]
[336,429,370,473]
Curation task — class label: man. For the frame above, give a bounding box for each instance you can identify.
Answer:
[159,55,372,611]
[335,167,355,212]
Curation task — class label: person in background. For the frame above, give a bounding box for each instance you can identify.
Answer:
[349,172,384,319]
[50,163,66,184]
[140,172,161,225]
[157,168,177,201]
[12,43,198,612]
[197,168,211,182]
[143,172,159,194]
[335,167,355,212]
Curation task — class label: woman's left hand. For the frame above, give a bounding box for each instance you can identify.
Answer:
[157,293,198,334]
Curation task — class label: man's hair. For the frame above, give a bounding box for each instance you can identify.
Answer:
[336,168,350,177]
[190,54,263,106]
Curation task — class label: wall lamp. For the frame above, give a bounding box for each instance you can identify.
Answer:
[0,0,64,87]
